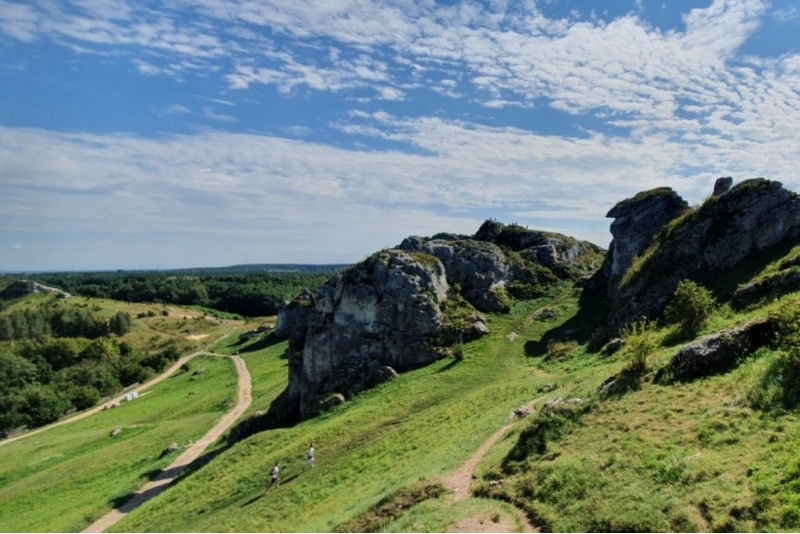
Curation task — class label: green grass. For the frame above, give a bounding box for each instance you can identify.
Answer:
[8,249,800,533]
[111,287,575,532]
[0,355,238,532]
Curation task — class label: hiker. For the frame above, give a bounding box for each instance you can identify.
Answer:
[270,462,280,487]
[306,444,315,468]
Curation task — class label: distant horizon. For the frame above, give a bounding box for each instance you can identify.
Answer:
[2,0,799,271]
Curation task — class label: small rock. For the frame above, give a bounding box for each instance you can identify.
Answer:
[110,428,122,437]
[538,383,556,393]
[603,338,625,355]
[319,393,346,411]
[713,176,733,196]
[538,309,557,320]
[513,406,531,418]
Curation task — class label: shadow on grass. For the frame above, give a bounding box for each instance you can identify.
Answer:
[436,359,460,373]
[237,333,285,355]
[524,285,609,357]
[660,326,697,348]
[598,370,643,399]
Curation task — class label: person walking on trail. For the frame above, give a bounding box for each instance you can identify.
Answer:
[270,462,280,487]
[306,444,315,468]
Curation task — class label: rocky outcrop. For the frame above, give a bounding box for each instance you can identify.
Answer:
[276,250,454,419]
[0,280,70,300]
[416,240,511,312]
[269,219,605,424]
[664,319,776,380]
[601,188,689,293]
[732,270,800,307]
[274,289,313,343]
[610,179,800,327]
[713,177,733,196]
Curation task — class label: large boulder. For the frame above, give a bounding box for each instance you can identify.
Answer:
[276,250,452,420]
[609,179,800,327]
[664,319,776,380]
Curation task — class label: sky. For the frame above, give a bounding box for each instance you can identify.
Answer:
[1,0,799,271]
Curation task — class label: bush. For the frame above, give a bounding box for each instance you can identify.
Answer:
[749,301,800,411]
[546,340,578,360]
[620,319,656,374]
[663,279,715,334]
[452,344,465,362]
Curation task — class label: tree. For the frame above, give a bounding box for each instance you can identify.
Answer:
[66,385,101,410]
[20,385,70,426]
[663,279,716,335]
[0,352,39,391]
[108,311,132,336]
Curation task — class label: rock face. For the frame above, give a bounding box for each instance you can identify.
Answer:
[713,177,733,196]
[609,179,800,327]
[665,319,776,380]
[412,240,511,312]
[269,220,605,424]
[275,250,452,420]
[274,289,314,344]
[601,187,689,293]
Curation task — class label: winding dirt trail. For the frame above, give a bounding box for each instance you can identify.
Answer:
[83,353,251,533]
[0,336,229,449]
[437,396,548,533]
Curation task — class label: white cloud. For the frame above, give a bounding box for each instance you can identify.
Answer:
[0,1,40,42]
[201,106,236,123]
[771,7,798,21]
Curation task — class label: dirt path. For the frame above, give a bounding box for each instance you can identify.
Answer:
[0,336,230,448]
[437,396,548,533]
[83,353,252,533]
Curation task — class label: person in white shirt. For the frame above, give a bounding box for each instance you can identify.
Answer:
[306,444,315,468]
[270,462,280,487]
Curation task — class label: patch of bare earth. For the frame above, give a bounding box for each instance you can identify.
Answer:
[436,396,546,533]
[450,515,517,533]
[186,334,210,341]
[82,354,252,533]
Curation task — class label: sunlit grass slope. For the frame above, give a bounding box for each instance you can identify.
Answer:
[0,355,237,532]
[112,284,584,532]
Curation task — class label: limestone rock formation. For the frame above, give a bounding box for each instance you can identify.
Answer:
[610,179,800,327]
[276,250,452,419]
[416,239,511,312]
[601,187,689,293]
[269,220,605,424]
[664,319,775,380]
[274,289,313,345]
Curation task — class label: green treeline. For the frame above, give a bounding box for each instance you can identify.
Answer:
[0,307,132,341]
[36,272,335,316]
[0,336,183,433]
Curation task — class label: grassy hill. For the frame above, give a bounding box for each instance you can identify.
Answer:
[98,241,800,533]
[0,355,237,532]
[5,239,800,531]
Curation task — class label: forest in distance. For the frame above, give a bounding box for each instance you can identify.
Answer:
[0,266,344,435]
[32,265,347,317]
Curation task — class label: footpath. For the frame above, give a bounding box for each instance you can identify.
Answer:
[83,353,251,533]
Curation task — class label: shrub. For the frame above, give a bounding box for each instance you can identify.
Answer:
[620,319,657,374]
[452,344,465,362]
[546,340,578,360]
[663,279,715,334]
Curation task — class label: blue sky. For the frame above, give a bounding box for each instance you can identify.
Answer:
[1,0,799,271]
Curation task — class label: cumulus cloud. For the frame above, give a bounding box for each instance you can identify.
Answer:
[2,0,800,269]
